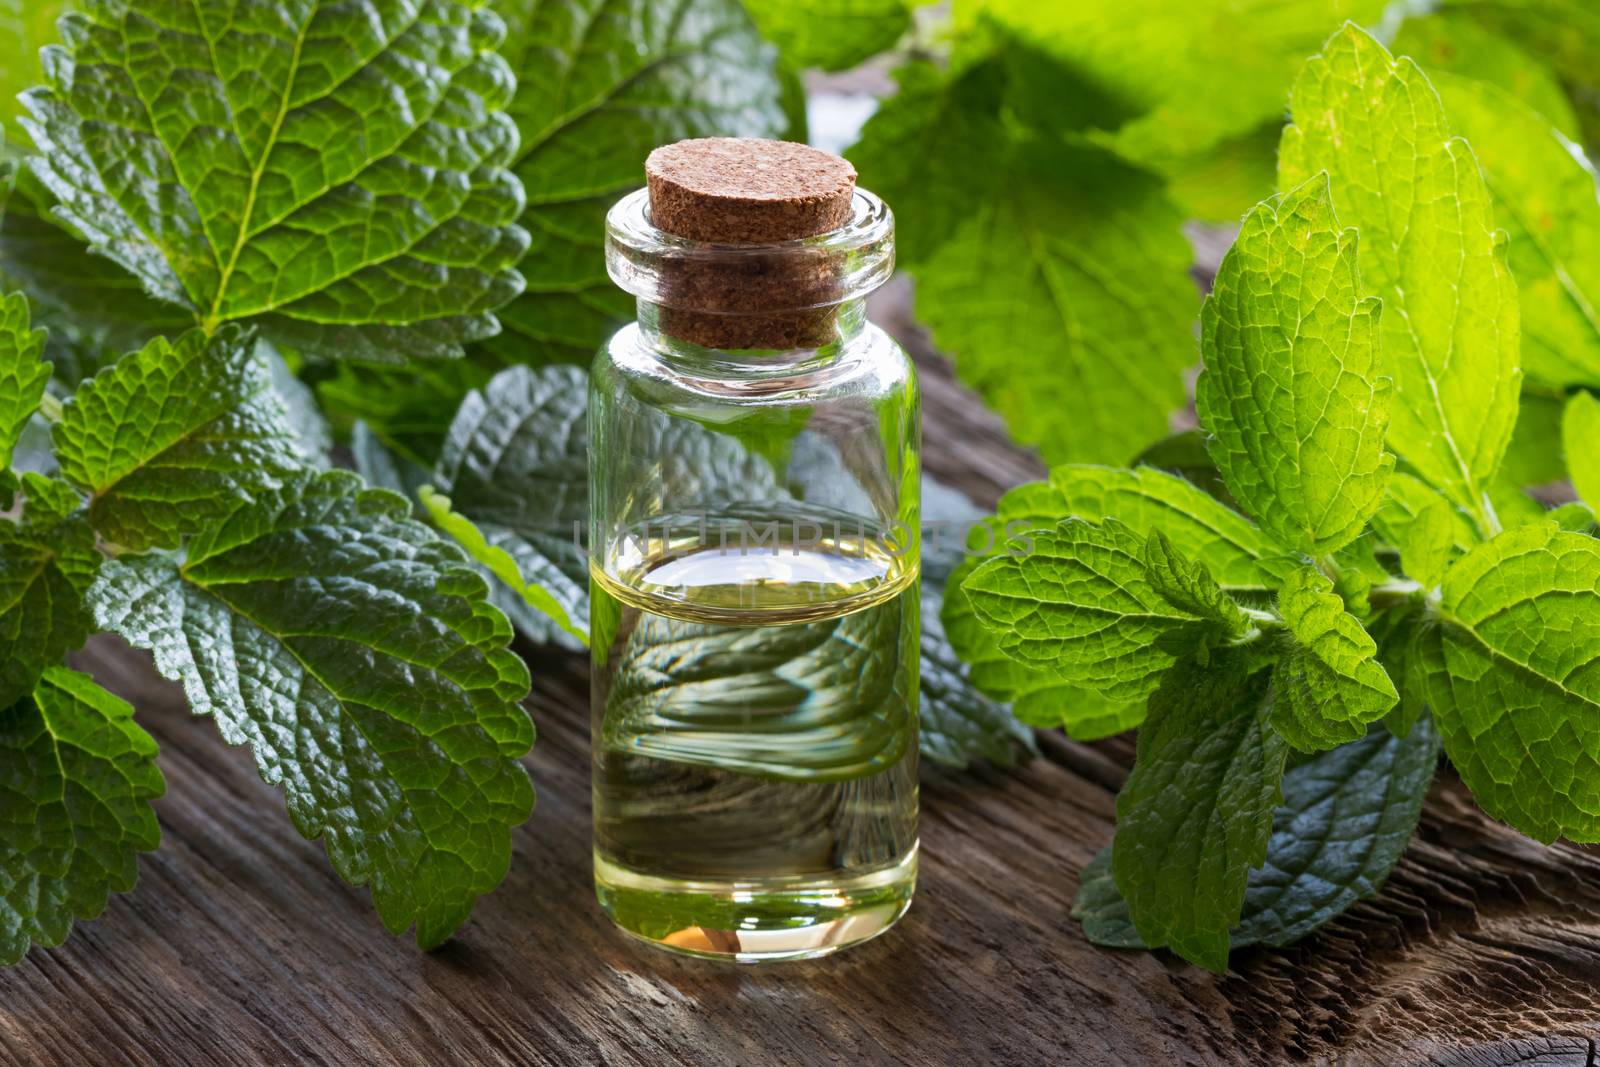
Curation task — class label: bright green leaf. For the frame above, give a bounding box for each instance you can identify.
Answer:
[1271,567,1398,752]
[0,474,97,708]
[0,290,47,471]
[743,0,914,72]
[433,364,590,644]
[492,0,786,365]
[53,326,303,551]
[420,485,587,646]
[1112,659,1286,971]
[1280,24,1521,524]
[1389,495,1456,590]
[0,666,164,966]
[1373,472,1478,557]
[1049,464,1277,589]
[962,518,1214,705]
[1563,390,1600,508]
[0,0,65,145]
[1420,523,1600,841]
[22,0,529,361]
[1197,174,1392,556]
[1080,719,1438,952]
[1428,73,1600,390]
[1394,9,1581,136]
[89,470,535,946]
[1141,530,1248,638]
[943,553,1143,740]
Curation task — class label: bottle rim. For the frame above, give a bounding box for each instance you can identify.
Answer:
[604,187,896,313]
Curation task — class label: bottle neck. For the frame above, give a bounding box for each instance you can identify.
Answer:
[634,297,869,366]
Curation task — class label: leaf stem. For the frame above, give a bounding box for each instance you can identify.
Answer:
[36,393,63,423]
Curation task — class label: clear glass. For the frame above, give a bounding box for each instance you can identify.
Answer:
[589,188,919,962]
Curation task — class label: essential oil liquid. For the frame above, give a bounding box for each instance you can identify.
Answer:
[590,525,919,962]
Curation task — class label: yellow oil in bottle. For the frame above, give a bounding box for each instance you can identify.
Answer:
[589,522,919,961]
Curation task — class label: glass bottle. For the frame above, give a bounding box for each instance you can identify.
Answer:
[588,140,919,962]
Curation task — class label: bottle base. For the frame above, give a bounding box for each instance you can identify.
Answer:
[593,846,917,963]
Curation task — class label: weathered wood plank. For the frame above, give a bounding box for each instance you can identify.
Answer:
[4,289,1600,1067]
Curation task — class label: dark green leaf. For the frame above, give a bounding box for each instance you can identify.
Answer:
[23,0,528,360]
[0,474,97,707]
[1111,659,1286,971]
[0,290,48,471]
[919,584,1035,769]
[53,326,304,551]
[89,470,535,946]
[0,666,164,966]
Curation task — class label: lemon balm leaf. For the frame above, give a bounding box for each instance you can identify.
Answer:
[1280,25,1520,525]
[0,667,164,966]
[88,471,535,947]
[20,0,529,361]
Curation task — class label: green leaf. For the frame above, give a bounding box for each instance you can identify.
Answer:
[1112,659,1287,971]
[0,666,164,966]
[1373,472,1478,558]
[962,518,1216,705]
[1427,73,1600,389]
[0,474,98,708]
[1393,9,1581,137]
[1079,719,1438,953]
[1271,567,1398,752]
[419,485,587,646]
[1499,386,1569,489]
[743,0,914,72]
[1549,501,1596,532]
[1198,175,1392,556]
[1389,495,1456,590]
[21,0,528,361]
[1419,523,1600,841]
[1141,530,1248,639]
[492,0,787,365]
[1280,24,1521,524]
[909,135,1197,467]
[88,470,535,946]
[53,325,304,551]
[0,290,48,471]
[1563,390,1600,509]
[317,359,493,470]
[944,554,1143,740]
[1049,465,1277,589]
[433,364,589,644]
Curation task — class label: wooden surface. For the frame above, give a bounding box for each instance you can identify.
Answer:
[4,282,1600,1066]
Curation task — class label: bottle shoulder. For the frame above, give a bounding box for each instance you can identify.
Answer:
[593,323,916,410]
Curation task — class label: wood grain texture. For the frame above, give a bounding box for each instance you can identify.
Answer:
[5,280,1600,1067]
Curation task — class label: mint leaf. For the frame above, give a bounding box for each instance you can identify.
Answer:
[0,666,164,966]
[0,474,98,708]
[1387,495,1456,591]
[1428,73,1600,389]
[944,554,1143,740]
[1394,10,1581,136]
[433,364,589,644]
[52,326,303,551]
[89,470,535,946]
[1080,719,1438,953]
[1141,530,1248,639]
[1374,472,1478,559]
[1280,25,1521,524]
[21,0,528,361]
[909,136,1196,467]
[962,518,1215,705]
[0,0,63,144]
[1112,659,1286,971]
[743,0,914,72]
[1050,465,1276,589]
[419,485,587,646]
[1420,522,1600,841]
[1271,567,1398,752]
[1564,391,1600,508]
[493,0,786,365]
[0,290,47,471]
[1197,175,1392,556]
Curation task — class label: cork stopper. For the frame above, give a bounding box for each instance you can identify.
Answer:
[646,138,857,243]
[642,138,860,349]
